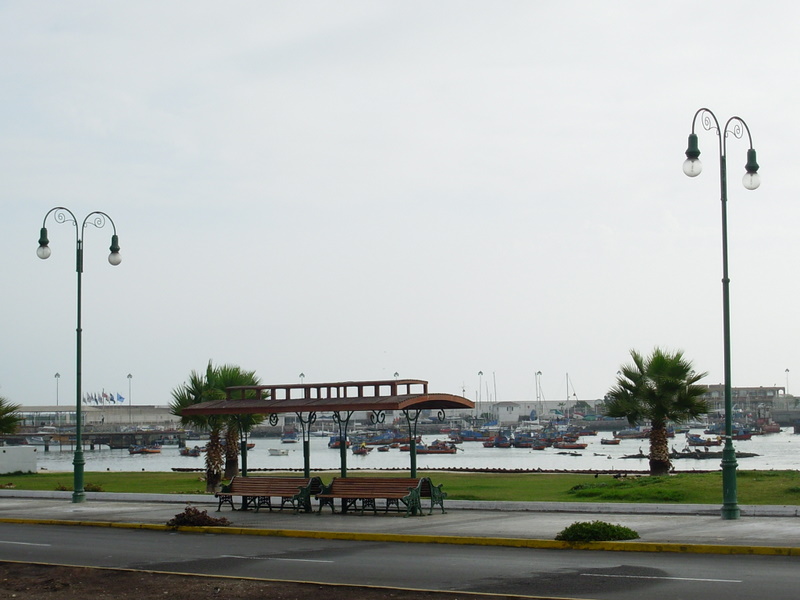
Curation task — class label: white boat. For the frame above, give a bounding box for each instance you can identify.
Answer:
[268,448,289,456]
[311,430,334,437]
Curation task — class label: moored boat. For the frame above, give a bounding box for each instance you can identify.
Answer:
[129,444,161,454]
[552,441,588,450]
[600,438,620,445]
[686,434,721,447]
[281,430,299,443]
[416,441,458,454]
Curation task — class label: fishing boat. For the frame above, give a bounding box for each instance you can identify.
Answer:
[613,428,650,439]
[179,446,201,457]
[328,435,350,449]
[449,429,493,442]
[281,430,299,443]
[686,434,721,447]
[268,448,289,456]
[552,441,587,450]
[600,438,621,445]
[129,444,161,454]
[377,445,390,452]
[416,441,458,454]
[352,444,373,455]
[362,429,411,445]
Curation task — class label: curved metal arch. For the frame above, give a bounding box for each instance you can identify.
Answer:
[691,108,756,158]
[369,410,386,425]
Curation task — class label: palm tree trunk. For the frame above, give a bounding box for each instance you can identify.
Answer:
[648,424,671,476]
[223,426,240,480]
[204,429,223,493]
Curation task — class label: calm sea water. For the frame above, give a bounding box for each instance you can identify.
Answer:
[34,428,800,473]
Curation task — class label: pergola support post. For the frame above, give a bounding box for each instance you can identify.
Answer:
[403,408,422,478]
[332,410,353,478]
[295,411,317,478]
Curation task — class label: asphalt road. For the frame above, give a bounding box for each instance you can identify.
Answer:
[1,523,797,600]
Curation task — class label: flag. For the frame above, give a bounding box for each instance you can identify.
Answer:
[116,393,125,403]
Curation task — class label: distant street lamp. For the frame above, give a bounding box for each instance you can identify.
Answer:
[535,371,543,419]
[477,371,483,422]
[683,108,760,520]
[785,368,789,396]
[127,373,133,424]
[54,372,60,428]
[299,372,305,384]
[37,207,122,503]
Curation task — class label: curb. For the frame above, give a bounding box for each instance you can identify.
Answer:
[2,517,797,556]
[1,491,798,516]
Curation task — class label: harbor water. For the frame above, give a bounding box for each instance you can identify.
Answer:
[33,428,799,473]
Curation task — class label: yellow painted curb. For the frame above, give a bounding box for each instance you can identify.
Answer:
[1,517,797,556]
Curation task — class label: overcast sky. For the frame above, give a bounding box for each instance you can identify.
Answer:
[3,1,799,410]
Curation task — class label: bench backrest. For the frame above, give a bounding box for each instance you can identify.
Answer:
[224,476,323,495]
[326,477,425,494]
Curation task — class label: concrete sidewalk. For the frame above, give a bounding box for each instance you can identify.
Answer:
[0,490,798,555]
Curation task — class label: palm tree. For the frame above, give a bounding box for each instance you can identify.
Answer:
[211,364,262,480]
[605,348,708,476]
[0,395,22,434]
[170,362,261,492]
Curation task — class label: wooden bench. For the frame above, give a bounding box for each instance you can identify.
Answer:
[316,477,447,517]
[216,476,323,513]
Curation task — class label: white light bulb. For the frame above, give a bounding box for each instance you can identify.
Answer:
[743,172,761,191]
[36,245,51,260]
[683,158,702,177]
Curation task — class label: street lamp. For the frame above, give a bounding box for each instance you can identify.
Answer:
[477,371,483,423]
[54,372,60,429]
[684,108,760,520]
[37,207,122,503]
[127,373,133,424]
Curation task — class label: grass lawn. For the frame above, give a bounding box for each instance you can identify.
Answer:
[3,469,800,505]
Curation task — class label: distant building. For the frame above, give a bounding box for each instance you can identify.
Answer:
[14,405,181,430]
[700,385,786,416]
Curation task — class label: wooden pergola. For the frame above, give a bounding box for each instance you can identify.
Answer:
[180,378,474,478]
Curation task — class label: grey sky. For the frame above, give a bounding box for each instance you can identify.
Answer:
[2,1,799,408]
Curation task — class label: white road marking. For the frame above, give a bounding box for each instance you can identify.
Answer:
[582,573,741,583]
[221,554,333,563]
[0,540,51,547]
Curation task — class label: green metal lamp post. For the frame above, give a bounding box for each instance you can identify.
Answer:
[37,207,122,503]
[683,108,760,520]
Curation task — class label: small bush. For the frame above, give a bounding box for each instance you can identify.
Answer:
[555,520,639,542]
[166,506,231,528]
[54,483,69,491]
[84,482,103,492]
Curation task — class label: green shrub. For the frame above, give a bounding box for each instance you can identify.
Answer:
[166,506,231,528]
[84,482,103,492]
[555,520,639,542]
